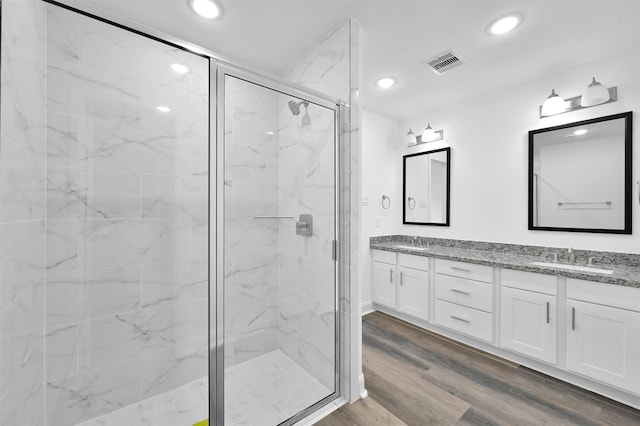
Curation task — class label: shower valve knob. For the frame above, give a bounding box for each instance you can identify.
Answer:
[296,214,313,236]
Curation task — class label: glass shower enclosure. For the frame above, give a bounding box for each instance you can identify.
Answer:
[0,1,342,425]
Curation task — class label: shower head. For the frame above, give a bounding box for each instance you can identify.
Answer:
[301,106,311,127]
[288,99,308,116]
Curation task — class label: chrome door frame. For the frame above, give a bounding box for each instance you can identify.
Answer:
[215,62,344,425]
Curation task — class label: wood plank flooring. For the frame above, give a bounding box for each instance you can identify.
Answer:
[317,311,640,426]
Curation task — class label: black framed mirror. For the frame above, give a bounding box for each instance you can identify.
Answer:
[403,147,451,226]
[528,111,632,234]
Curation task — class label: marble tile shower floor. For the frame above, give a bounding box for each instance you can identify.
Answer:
[225,350,332,425]
[76,377,209,426]
[76,350,330,426]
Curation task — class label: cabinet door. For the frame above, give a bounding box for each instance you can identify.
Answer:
[372,261,396,308]
[398,267,429,320]
[500,287,557,365]
[567,300,640,394]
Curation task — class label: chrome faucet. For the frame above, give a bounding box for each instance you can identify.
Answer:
[545,252,558,262]
[567,247,576,264]
[412,235,420,247]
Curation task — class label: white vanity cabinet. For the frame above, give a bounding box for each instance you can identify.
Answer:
[369,244,640,408]
[500,269,557,365]
[566,278,640,395]
[397,254,429,321]
[434,259,494,342]
[371,250,397,308]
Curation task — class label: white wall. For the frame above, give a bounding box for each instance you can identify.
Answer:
[361,47,640,308]
[360,110,403,308]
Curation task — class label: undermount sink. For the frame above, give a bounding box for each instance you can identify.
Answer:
[529,261,613,275]
[395,245,430,251]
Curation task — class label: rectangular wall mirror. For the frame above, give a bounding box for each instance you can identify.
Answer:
[403,147,451,226]
[528,111,632,234]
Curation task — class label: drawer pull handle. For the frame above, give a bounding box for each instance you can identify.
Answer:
[390,269,394,283]
[571,307,576,330]
[546,301,550,324]
[451,289,470,295]
[451,267,471,272]
[450,315,470,324]
[400,271,404,286]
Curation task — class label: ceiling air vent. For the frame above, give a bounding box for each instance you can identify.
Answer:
[423,49,465,75]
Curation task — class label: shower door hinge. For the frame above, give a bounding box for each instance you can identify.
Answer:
[332,240,338,261]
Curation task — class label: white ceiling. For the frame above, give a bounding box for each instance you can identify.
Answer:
[71,0,640,120]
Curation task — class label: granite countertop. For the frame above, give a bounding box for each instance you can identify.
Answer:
[370,236,640,288]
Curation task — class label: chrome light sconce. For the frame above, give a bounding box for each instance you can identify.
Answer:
[539,77,617,118]
[405,123,444,146]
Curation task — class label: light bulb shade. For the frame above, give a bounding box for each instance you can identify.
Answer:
[422,124,437,142]
[541,89,566,116]
[580,77,610,107]
[405,129,417,146]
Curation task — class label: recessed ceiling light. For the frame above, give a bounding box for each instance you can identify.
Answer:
[156,106,171,113]
[487,13,523,35]
[573,129,588,136]
[376,77,396,89]
[171,63,189,74]
[188,0,221,19]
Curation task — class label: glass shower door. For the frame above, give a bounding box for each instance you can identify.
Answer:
[219,71,338,425]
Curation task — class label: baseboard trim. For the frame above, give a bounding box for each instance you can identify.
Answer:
[361,301,374,315]
[358,373,367,399]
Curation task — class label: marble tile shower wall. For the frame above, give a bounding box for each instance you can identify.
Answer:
[41,6,209,426]
[0,0,47,425]
[224,76,280,367]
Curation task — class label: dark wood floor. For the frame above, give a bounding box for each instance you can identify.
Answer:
[318,311,640,426]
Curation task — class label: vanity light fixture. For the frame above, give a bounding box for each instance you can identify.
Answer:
[376,77,396,89]
[405,129,417,146]
[188,0,221,19]
[170,63,189,74]
[539,77,617,118]
[581,77,611,107]
[405,124,444,146]
[540,89,566,117]
[422,123,437,142]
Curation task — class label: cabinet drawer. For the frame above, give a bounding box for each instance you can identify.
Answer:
[434,299,494,342]
[502,268,557,295]
[372,249,396,265]
[435,259,493,283]
[435,274,493,313]
[567,279,640,313]
[398,253,428,271]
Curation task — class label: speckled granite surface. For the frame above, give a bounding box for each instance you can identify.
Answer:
[370,235,640,288]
